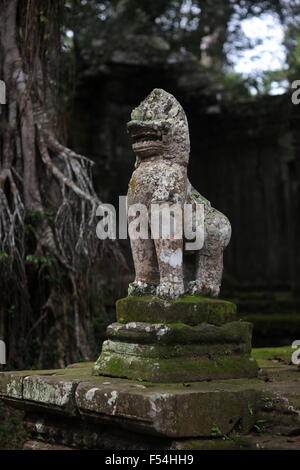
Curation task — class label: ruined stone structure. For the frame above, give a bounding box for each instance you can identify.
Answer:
[1,351,299,450]
[1,90,299,451]
[126,88,231,300]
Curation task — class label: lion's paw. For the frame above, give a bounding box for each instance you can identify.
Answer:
[156,282,185,300]
[128,280,156,297]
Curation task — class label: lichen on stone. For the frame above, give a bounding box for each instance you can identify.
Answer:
[126,88,231,300]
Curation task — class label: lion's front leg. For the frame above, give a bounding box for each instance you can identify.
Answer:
[154,237,185,300]
[128,237,159,296]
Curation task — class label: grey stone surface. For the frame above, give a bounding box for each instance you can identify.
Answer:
[75,379,259,437]
[22,375,80,414]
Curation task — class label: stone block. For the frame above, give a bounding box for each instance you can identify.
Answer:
[0,372,24,399]
[75,378,260,437]
[22,375,80,414]
[93,351,258,382]
[116,296,237,326]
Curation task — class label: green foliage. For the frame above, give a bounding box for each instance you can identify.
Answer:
[261,396,274,410]
[253,419,268,433]
[212,70,252,97]
[247,402,254,416]
[211,424,231,441]
[25,209,44,224]
[62,0,300,96]
[24,209,54,233]
[252,346,294,364]
[26,254,55,267]
[65,1,278,58]
[286,33,300,80]
[211,424,223,437]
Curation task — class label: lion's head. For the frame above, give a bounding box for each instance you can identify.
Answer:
[127,88,190,167]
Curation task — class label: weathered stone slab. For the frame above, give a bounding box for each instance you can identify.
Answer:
[0,372,24,399]
[22,375,80,414]
[116,296,236,326]
[1,355,299,447]
[75,379,260,437]
[0,369,62,400]
[0,369,81,415]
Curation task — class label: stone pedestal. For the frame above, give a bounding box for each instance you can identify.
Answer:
[93,296,258,382]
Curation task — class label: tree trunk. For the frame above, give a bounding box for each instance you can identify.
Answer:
[0,0,128,369]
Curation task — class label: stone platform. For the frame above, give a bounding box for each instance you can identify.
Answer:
[1,296,297,450]
[93,296,258,382]
[0,348,300,450]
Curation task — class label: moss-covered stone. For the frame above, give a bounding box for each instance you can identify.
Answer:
[117,296,237,325]
[76,379,260,437]
[252,346,294,365]
[93,351,258,382]
[0,369,62,399]
[1,351,299,446]
[22,375,81,414]
[95,317,256,382]
[0,373,23,399]
[107,320,253,346]
[102,338,250,359]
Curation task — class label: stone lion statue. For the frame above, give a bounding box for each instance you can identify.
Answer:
[126,88,231,300]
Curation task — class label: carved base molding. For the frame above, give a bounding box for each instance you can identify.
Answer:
[93,296,258,382]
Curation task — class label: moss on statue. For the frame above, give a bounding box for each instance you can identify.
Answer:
[107,320,252,347]
[116,295,237,326]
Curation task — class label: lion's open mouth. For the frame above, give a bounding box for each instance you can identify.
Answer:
[131,133,162,144]
[131,133,164,152]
